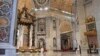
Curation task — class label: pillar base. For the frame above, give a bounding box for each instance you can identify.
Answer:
[98,48,100,54]
[0,43,16,56]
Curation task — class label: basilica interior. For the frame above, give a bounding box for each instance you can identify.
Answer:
[14,0,99,53]
[14,0,75,52]
[0,0,100,56]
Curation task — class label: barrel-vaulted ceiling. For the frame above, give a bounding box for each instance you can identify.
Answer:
[18,0,73,13]
[18,0,73,32]
[51,0,73,12]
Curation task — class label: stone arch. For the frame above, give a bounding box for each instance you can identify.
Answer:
[59,19,72,33]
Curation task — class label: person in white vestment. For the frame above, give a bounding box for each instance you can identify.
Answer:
[40,47,44,56]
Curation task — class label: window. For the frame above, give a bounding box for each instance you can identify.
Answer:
[53,20,56,30]
[38,18,46,32]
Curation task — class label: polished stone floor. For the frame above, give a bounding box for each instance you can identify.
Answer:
[17,51,100,56]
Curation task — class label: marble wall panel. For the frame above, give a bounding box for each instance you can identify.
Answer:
[0,0,13,43]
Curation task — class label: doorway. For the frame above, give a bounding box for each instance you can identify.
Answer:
[61,33,72,51]
[38,38,46,50]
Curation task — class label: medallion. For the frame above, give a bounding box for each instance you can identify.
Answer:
[0,16,9,27]
[0,0,12,43]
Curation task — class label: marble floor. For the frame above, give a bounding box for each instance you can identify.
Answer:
[17,51,100,56]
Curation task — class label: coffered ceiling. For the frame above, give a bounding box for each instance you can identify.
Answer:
[17,0,73,32]
[50,0,73,12]
[18,0,73,13]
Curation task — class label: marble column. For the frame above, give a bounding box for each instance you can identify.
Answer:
[0,0,17,56]
[17,25,24,49]
[71,17,77,50]
[35,17,38,48]
[29,25,33,49]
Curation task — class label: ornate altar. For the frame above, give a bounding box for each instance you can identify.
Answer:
[16,5,36,52]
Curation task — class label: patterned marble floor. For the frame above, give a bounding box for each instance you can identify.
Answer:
[17,51,100,56]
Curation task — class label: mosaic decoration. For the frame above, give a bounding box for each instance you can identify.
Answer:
[0,16,9,27]
[0,0,12,42]
[0,1,11,16]
[33,0,49,8]
[0,28,8,42]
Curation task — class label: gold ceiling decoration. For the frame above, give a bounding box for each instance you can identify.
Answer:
[33,0,49,8]
[18,0,34,11]
[50,0,73,12]
[18,0,73,13]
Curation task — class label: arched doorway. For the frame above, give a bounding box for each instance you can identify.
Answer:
[60,19,73,51]
[38,38,46,50]
[61,32,73,51]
